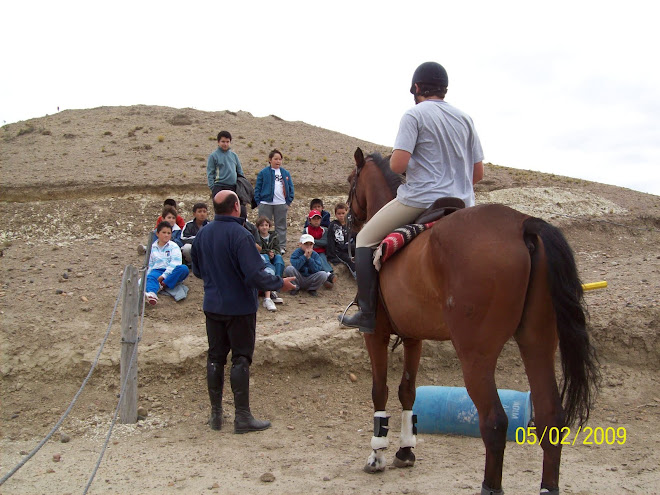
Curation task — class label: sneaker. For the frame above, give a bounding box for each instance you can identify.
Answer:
[308,290,318,297]
[145,292,158,306]
[324,273,337,289]
[263,298,277,312]
[280,248,286,254]
[271,291,284,304]
[137,244,147,256]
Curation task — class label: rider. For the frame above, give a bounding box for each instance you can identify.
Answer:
[340,61,484,333]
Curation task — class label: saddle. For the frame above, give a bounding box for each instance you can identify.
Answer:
[373,197,465,270]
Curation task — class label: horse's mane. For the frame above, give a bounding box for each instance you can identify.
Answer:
[366,152,404,198]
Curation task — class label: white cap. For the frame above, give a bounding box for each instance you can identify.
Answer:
[300,233,315,244]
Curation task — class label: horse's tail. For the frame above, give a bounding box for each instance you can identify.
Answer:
[523,217,600,427]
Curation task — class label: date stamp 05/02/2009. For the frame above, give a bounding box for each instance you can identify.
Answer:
[515,426,627,446]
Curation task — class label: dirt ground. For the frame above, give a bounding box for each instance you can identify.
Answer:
[1,107,659,494]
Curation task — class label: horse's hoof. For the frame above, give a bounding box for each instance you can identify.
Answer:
[363,450,387,473]
[363,462,385,474]
[392,448,415,468]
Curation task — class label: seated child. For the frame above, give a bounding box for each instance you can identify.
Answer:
[326,202,356,278]
[283,234,333,296]
[138,204,183,256]
[303,198,331,228]
[181,202,209,264]
[145,221,190,305]
[155,198,185,229]
[253,216,285,311]
[160,205,183,247]
[303,210,336,287]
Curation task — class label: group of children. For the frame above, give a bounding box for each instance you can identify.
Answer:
[143,197,356,310]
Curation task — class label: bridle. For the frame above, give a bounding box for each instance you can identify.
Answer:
[345,157,376,260]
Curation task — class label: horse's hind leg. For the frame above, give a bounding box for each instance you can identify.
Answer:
[393,338,422,468]
[461,357,508,495]
[363,326,392,473]
[516,254,564,494]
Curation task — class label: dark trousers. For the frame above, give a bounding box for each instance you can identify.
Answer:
[205,312,256,365]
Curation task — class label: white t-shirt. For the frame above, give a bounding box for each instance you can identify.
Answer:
[393,99,483,208]
[263,168,286,205]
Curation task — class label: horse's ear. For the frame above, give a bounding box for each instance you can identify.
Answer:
[354,147,365,169]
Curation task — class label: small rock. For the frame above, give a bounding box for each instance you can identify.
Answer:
[260,472,276,483]
[80,295,88,302]
[46,468,55,473]
[311,372,321,379]
[137,406,148,417]
[62,272,69,279]
[349,373,357,382]
[55,289,64,294]
[287,425,295,430]
[20,450,28,456]
[323,476,330,481]
[53,453,61,462]
[211,482,219,489]
[60,432,71,443]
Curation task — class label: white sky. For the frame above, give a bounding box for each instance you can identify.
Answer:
[2,0,659,195]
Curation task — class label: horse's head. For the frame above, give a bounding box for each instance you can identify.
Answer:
[347,147,402,232]
[347,148,369,232]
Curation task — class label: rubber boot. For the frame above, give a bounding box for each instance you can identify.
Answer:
[231,357,271,434]
[338,247,378,333]
[207,360,224,430]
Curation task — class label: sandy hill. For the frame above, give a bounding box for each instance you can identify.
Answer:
[0,106,659,494]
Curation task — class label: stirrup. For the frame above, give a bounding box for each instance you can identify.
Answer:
[339,300,358,324]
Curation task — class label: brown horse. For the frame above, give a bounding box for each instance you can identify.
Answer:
[346,148,599,495]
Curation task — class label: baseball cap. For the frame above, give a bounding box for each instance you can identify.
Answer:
[308,209,322,219]
[300,234,315,244]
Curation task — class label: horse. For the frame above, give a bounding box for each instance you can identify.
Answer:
[346,148,599,495]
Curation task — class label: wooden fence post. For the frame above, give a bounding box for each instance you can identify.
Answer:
[120,265,139,424]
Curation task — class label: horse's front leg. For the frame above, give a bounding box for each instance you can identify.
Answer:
[393,338,422,468]
[363,329,391,473]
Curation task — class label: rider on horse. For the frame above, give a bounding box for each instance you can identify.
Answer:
[340,61,485,333]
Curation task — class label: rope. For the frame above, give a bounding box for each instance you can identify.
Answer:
[83,265,148,494]
[0,268,129,487]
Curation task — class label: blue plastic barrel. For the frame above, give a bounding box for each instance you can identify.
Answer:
[412,386,533,441]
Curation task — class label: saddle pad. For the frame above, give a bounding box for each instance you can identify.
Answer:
[373,222,435,271]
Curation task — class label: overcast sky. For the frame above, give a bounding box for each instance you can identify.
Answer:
[2,0,658,195]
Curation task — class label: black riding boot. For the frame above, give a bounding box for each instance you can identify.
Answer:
[231,356,271,434]
[339,247,378,333]
[207,360,224,430]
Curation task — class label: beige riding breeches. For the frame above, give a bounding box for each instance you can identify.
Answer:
[356,198,426,248]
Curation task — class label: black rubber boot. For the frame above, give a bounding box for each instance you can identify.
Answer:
[338,247,378,333]
[207,360,224,430]
[231,357,271,434]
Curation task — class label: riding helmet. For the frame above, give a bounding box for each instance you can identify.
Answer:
[410,62,448,94]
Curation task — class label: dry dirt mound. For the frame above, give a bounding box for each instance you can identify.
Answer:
[1,106,659,494]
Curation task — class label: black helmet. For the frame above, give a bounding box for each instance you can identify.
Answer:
[410,62,448,94]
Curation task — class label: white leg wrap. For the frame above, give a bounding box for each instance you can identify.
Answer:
[399,410,417,448]
[371,411,389,450]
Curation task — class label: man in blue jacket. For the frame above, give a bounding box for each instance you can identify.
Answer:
[192,190,296,434]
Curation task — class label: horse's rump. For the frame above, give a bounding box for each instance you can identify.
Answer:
[379,204,533,343]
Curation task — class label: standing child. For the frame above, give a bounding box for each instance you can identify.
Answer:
[326,202,356,279]
[145,221,190,306]
[302,210,336,287]
[253,216,285,310]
